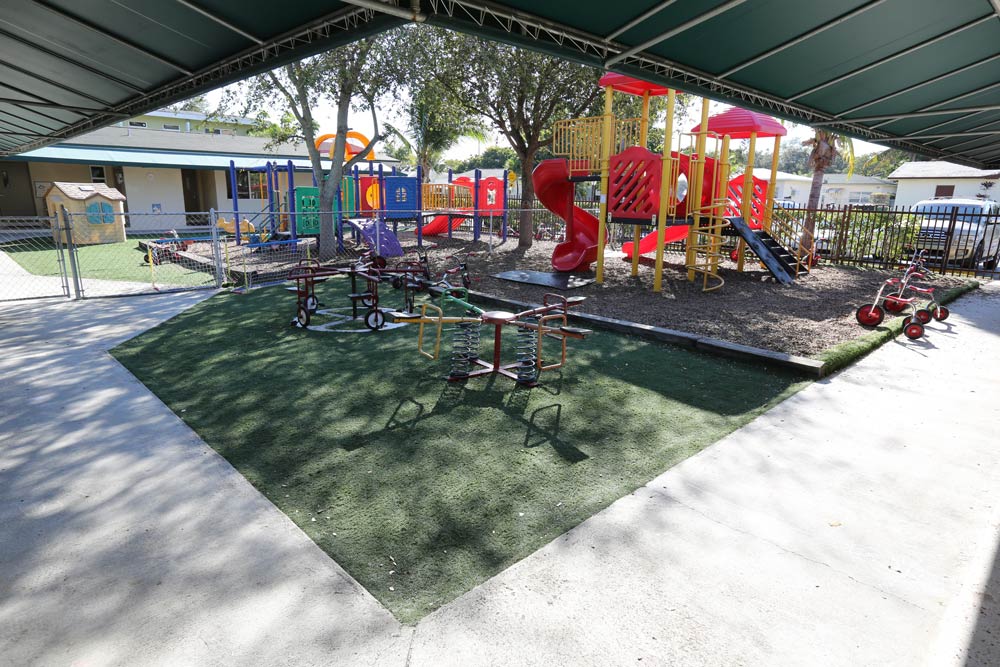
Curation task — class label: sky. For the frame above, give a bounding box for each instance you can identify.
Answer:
[205,84,888,163]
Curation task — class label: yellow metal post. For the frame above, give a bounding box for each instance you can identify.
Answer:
[686,98,711,282]
[653,88,676,293]
[147,244,155,289]
[713,135,731,278]
[632,91,651,278]
[737,131,757,272]
[595,86,615,284]
[763,135,782,233]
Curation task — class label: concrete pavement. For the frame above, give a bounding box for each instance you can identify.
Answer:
[1,286,998,666]
[0,294,411,666]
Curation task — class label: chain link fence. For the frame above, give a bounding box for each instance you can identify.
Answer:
[3,203,994,304]
[0,216,71,302]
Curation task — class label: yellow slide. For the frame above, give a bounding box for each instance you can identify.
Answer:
[217,218,255,235]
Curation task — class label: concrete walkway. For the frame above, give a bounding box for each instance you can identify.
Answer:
[1,287,998,666]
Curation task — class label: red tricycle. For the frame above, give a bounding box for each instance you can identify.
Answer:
[855,254,949,339]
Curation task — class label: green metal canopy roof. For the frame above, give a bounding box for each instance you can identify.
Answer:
[1,0,999,167]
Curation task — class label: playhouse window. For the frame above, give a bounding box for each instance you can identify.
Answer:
[86,202,115,224]
[90,166,106,183]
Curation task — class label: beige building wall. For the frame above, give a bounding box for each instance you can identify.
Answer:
[27,162,98,216]
[121,167,186,229]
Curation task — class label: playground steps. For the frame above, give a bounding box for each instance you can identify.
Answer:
[725,217,802,285]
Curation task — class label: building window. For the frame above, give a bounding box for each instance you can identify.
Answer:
[225,169,267,200]
[934,185,955,197]
[163,123,180,131]
[128,121,147,128]
[90,166,106,183]
[204,128,222,135]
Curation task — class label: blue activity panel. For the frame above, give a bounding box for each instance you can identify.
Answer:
[383,176,419,220]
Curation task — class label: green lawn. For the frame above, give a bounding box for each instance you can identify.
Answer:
[1,236,213,287]
[112,278,810,623]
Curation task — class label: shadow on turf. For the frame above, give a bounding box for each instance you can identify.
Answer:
[383,377,587,464]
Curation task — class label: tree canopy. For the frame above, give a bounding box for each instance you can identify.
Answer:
[225,34,402,259]
[410,25,601,247]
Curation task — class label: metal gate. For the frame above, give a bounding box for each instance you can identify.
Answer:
[0,216,71,302]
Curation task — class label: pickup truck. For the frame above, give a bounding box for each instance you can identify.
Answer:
[911,198,1000,269]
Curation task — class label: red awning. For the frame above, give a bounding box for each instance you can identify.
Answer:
[690,107,787,138]
[598,73,672,97]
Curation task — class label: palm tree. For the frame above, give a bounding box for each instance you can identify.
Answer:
[801,129,854,254]
[385,80,485,181]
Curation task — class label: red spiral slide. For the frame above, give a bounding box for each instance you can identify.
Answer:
[532,159,600,272]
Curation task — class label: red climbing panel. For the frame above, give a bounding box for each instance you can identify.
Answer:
[725,174,769,228]
[608,146,663,221]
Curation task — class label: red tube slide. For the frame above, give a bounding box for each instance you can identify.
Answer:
[421,215,465,235]
[532,159,600,272]
[621,226,689,258]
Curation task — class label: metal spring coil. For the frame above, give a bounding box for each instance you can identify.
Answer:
[515,316,539,384]
[449,316,480,379]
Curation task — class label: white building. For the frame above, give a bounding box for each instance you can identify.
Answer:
[749,169,897,207]
[751,169,812,204]
[889,161,1000,207]
[819,174,896,207]
[0,111,398,227]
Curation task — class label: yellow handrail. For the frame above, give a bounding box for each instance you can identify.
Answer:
[415,303,444,360]
[537,314,568,372]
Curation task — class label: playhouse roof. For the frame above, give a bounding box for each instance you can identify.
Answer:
[46,182,126,201]
[691,107,787,139]
[598,73,672,97]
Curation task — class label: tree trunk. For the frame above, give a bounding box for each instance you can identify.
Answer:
[318,98,352,261]
[517,151,536,249]
[802,167,825,255]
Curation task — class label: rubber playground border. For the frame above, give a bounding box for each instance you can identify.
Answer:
[466,279,981,379]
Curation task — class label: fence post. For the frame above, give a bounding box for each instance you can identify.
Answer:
[60,206,84,300]
[49,215,72,298]
[209,209,224,288]
[941,208,959,275]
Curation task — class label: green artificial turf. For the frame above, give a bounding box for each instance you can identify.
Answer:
[112,277,810,623]
[1,236,212,287]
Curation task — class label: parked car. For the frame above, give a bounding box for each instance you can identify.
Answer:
[911,198,1000,269]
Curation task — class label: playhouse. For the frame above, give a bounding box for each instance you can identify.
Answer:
[45,182,127,246]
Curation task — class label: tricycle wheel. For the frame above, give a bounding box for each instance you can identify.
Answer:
[296,306,310,328]
[914,308,932,324]
[372,255,387,269]
[932,305,950,321]
[855,304,885,327]
[361,295,376,308]
[305,294,319,313]
[903,319,924,340]
[391,276,403,290]
[364,308,385,330]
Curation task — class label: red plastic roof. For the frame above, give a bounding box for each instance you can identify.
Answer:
[598,73,672,97]
[691,107,787,138]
